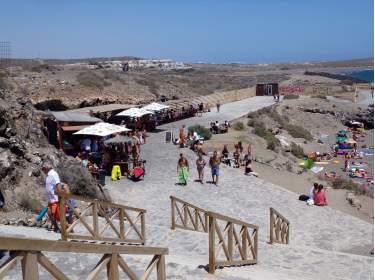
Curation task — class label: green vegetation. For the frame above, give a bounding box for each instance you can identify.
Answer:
[232,121,245,131]
[188,125,212,140]
[18,193,43,213]
[284,123,313,141]
[283,94,300,100]
[76,71,111,89]
[253,124,280,151]
[290,142,305,158]
[330,178,366,195]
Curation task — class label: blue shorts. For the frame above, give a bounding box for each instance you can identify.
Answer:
[211,166,219,176]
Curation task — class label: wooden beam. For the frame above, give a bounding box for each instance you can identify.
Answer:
[156,255,166,280]
[86,254,111,280]
[107,254,119,280]
[22,252,39,280]
[0,252,24,279]
[37,252,69,280]
[208,216,216,274]
[118,256,137,280]
[0,236,168,255]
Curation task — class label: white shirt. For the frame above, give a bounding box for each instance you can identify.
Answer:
[309,186,315,200]
[45,169,60,203]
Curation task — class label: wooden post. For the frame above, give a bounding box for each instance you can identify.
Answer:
[269,208,274,244]
[141,212,146,245]
[208,215,216,274]
[183,204,188,228]
[59,196,67,241]
[253,228,258,262]
[22,252,39,280]
[119,208,125,239]
[92,201,99,239]
[204,212,209,233]
[156,255,166,280]
[194,209,199,231]
[107,254,119,280]
[228,223,234,261]
[242,226,248,260]
[171,198,175,230]
[286,224,290,244]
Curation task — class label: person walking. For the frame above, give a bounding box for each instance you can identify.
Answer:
[177,153,189,185]
[179,125,186,148]
[209,151,221,185]
[216,101,221,112]
[42,163,62,232]
[196,153,206,184]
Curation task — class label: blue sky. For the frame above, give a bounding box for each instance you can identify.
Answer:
[0,0,373,63]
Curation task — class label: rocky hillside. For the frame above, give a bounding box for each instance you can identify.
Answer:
[0,88,105,219]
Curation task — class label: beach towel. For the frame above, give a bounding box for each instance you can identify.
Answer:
[311,166,324,173]
[178,167,189,184]
[111,165,122,181]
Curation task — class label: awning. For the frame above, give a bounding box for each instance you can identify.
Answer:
[73,122,130,137]
[61,125,91,132]
[50,111,102,123]
[116,108,154,117]
[142,102,170,112]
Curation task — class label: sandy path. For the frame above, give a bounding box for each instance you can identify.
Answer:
[0,96,373,279]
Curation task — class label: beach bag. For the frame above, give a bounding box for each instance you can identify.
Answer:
[299,195,309,201]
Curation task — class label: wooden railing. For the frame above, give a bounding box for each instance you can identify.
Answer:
[170,196,258,274]
[58,193,146,244]
[269,207,290,245]
[170,196,208,233]
[0,236,167,280]
[207,211,258,274]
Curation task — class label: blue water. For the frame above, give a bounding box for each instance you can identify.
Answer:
[344,69,374,82]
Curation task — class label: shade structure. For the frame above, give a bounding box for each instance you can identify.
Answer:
[104,135,133,144]
[116,107,154,117]
[142,102,170,112]
[73,122,130,137]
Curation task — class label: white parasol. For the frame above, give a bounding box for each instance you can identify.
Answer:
[73,122,130,137]
[142,102,170,112]
[116,107,154,117]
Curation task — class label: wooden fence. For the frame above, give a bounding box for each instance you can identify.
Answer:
[269,207,290,244]
[170,196,258,274]
[170,196,208,233]
[58,193,146,244]
[0,236,167,280]
[207,211,258,274]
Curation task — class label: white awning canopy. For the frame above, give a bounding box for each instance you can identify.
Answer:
[142,102,170,112]
[116,107,154,117]
[73,122,130,137]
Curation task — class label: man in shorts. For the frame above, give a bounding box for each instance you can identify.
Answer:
[209,151,221,185]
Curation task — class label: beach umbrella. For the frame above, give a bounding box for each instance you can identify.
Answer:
[104,135,133,144]
[73,122,130,137]
[142,102,170,112]
[116,107,154,117]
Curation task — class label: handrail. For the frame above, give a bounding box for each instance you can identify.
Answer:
[270,207,290,245]
[170,196,208,233]
[0,236,168,280]
[208,213,258,274]
[170,196,207,213]
[58,193,146,244]
[58,192,147,213]
[169,196,258,274]
[206,211,259,229]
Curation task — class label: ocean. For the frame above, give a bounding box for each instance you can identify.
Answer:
[344,69,374,83]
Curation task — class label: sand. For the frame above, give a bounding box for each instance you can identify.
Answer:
[0,96,373,280]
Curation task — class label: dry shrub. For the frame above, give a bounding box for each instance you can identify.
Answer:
[233,121,245,131]
[76,71,111,89]
[290,142,305,158]
[18,193,43,213]
[284,94,299,100]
